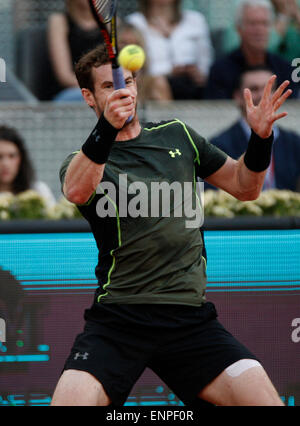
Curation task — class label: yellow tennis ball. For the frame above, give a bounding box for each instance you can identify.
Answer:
[118,44,146,72]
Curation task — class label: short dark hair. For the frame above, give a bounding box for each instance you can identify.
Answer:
[235,65,274,91]
[0,125,35,194]
[75,44,111,92]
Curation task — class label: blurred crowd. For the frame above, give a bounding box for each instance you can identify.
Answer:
[1,0,300,200]
[44,0,300,102]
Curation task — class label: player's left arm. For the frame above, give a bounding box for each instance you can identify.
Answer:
[205,76,292,201]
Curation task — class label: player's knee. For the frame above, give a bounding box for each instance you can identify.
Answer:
[224,359,283,406]
[51,369,111,406]
[199,359,283,406]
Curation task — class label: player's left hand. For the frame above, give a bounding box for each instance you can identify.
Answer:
[244,75,292,138]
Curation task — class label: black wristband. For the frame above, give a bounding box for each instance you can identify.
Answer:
[244,130,274,172]
[81,114,119,164]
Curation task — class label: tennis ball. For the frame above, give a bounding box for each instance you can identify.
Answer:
[118,44,146,72]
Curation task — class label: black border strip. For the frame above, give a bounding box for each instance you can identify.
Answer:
[202,216,300,231]
[0,216,299,234]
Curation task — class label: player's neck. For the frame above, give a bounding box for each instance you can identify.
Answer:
[115,119,142,142]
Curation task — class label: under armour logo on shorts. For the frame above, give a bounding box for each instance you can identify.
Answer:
[74,352,89,360]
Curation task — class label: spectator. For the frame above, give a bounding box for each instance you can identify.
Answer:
[48,0,104,102]
[269,0,300,63]
[118,22,172,101]
[205,0,299,99]
[0,126,56,205]
[126,0,214,100]
[206,67,300,192]
[220,0,300,64]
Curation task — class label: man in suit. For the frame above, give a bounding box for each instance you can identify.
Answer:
[205,0,298,99]
[206,66,300,192]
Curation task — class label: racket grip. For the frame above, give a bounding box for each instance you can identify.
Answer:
[112,67,133,123]
[112,66,126,89]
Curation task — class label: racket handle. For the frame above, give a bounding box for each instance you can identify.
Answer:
[112,66,126,89]
[112,67,133,123]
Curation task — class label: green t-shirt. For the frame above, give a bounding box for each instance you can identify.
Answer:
[60,119,227,307]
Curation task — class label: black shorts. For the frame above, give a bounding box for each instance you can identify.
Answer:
[63,302,258,406]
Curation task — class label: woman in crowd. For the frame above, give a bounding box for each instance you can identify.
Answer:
[48,0,104,102]
[118,22,172,101]
[126,0,214,100]
[0,125,56,205]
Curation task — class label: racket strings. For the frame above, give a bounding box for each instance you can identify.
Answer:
[91,0,117,23]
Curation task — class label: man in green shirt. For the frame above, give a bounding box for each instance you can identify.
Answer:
[51,44,291,406]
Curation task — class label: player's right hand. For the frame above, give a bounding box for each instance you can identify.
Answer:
[104,88,135,129]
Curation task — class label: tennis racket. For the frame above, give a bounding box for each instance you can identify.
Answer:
[88,0,126,90]
[89,0,133,123]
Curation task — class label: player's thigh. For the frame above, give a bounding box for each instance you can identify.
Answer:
[149,314,258,406]
[51,369,111,406]
[198,359,284,406]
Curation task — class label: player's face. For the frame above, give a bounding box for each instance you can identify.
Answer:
[84,64,138,120]
[238,6,271,51]
[234,70,274,115]
[0,140,21,187]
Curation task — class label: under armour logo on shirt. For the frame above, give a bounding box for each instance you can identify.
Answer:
[169,149,182,158]
[74,352,89,360]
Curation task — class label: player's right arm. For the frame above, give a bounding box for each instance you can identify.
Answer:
[63,152,105,205]
[62,89,135,205]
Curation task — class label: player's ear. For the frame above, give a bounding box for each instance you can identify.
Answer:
[82,88,96,109]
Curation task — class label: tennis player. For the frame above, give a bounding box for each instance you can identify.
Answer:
[51,44,291,406]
